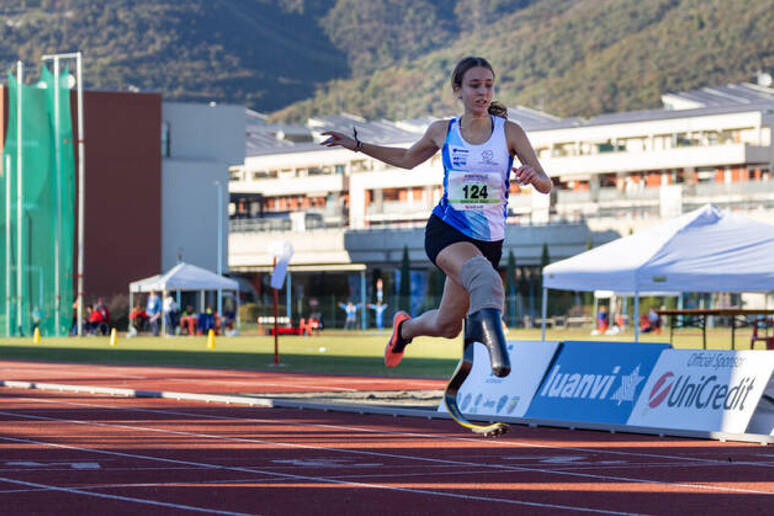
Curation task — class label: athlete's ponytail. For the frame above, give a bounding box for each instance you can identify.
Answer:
[488,101,508,119]
[451,57,508,119]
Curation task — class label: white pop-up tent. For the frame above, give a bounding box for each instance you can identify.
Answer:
[541,204,774,340]
[129,262,240,335]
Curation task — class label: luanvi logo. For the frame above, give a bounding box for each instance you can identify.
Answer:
[647,371,755,411]
[538,364,645,405]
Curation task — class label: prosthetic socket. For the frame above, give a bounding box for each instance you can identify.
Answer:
[459,256,511,377]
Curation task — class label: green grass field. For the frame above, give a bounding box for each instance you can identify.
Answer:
[0,325,767,379]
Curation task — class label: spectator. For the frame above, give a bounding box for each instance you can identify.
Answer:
[31,306,42,335]
[129,304,147,335]
[367,301,389,330]
[180,305,197,336]
[220,302,235,333]
[87,304,107,335]
[71,298,79,335]
[198,306,216,334]
[338,300,360,330]
[163,292,179,335]
[94,297,110,326]
[308,297,323,331]
[146,291,162,336]
[641,308,662,334]
[597,305,609,334]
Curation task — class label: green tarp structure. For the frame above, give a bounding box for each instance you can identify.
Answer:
[1,66,75,336]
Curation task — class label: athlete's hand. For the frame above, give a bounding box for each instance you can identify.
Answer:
[512,164,539,186]
[320,131,356,151]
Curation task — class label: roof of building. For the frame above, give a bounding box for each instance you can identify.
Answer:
[245,81,774,157]
[662,82,774,108]
[521,81,774,131]
[246,111,427,157]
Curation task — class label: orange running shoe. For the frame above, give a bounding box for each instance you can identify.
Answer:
[385,311,412,368]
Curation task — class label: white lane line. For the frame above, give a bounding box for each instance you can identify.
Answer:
[0,370,149,380]
[160,378,359,392]
[13,393,774,470]
[0,469,491,494]
[1,405,772,498]
[0,476,260,516]
[0,434,641,515]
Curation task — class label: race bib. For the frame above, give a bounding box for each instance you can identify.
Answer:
[448,171,502,211]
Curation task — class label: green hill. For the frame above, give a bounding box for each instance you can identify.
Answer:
[0,0,348,111]
[273,0,774,121]
[2,0,772,121]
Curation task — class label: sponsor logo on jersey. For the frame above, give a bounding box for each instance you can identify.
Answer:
[450,146,469,167]
[479,149,498,166]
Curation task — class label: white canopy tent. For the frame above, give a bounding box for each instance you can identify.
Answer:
[129,262,240,335]
[541,204,774,341]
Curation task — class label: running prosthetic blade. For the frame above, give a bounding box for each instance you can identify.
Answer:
[443,336,509,437]
[464,308,511,377]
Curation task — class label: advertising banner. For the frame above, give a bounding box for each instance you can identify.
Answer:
[627,350,774,434]
[525,341,669,425]
[437,340,560,419]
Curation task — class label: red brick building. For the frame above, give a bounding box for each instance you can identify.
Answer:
[1,87,162,301]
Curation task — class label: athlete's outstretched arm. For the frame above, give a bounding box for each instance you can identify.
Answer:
[320,120,447,170]
[506,121,553,194]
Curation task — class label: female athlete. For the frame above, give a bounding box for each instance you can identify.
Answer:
[321,56,552,378]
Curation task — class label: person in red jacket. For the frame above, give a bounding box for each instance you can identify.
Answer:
[87,305,104,335]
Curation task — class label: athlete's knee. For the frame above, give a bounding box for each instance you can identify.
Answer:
[459,256,504,314]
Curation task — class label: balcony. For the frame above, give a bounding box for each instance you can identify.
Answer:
[230,173,344,196]
[556,186,660,205]
[543,143,769,176]
[690,179,774,197]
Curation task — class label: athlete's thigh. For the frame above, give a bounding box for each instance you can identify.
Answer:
[435,241,484,285]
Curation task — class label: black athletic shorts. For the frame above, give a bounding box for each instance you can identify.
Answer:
[424,214,503,269]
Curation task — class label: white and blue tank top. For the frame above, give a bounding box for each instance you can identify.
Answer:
[432,115,513,242]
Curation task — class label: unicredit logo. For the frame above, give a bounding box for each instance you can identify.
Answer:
[647,372,755,411]
[648,371,675,408]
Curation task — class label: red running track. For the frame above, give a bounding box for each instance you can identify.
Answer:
[0,360,445,395]
[1,362,774,514]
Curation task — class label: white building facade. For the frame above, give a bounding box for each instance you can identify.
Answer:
[229,82,774,274]
[162,102,246,273]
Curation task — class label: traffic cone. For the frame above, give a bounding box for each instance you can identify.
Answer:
[33,327,41,344]
[109,328,117,347]
[207,329,215,349]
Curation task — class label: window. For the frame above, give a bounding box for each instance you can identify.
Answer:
[382,188,399,202]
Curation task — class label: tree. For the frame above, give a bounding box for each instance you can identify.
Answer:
[505,250,518,327]
[399,246,411,313]
[583,235,594,309]
[540,242,550,269]
[539,243,550,316]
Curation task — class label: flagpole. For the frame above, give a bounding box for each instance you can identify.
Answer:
[52,57,62,335]
[16,61,23,336]
[42,51,85,336]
